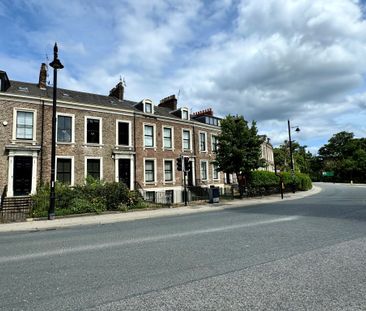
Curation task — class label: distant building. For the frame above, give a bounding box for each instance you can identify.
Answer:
[259,135,275,172]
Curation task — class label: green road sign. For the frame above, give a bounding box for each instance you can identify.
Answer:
[322,171,334,177]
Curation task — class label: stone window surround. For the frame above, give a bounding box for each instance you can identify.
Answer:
[56,156,75,186]
[56,112,75,144]
[84,156,103,181]
[115,119,132,147]
[182,128,192,152]
[12,107,37,143]
[199,131,208,153]
[143,157,157,185]
[162,125,174,150]
[143,123,156,150]
[200,159,209,181]
[212,163,220,180]
[163,158,175,184]
[142,99,154,114]
[84,116,103,146]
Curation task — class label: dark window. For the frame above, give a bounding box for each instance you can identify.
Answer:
[212,136,219,152]
[118,122,129,145]
[87,118,100,144]
[57,158,72,185]
[87,159,101,180]
[145,191,155,202]
[200,133,206,151]
[16,111,33,140]
[57,115,72,142]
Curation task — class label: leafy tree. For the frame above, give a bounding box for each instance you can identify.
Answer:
[215,115,264,194]
[316,132,366,183]
[274,141,311,174]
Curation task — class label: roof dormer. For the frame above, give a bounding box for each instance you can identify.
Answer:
[135,99,154,114]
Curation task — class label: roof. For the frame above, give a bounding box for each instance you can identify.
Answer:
[1,79,221,127]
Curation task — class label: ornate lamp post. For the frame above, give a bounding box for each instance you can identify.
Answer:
[287,120,300,193]
[48,43,64,220]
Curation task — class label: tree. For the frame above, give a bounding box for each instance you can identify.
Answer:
[214,115,264,194]
[274,141,311,174]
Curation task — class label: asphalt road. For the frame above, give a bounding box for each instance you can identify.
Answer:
[1,183,366,310]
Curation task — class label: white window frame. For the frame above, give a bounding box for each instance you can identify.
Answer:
[143,99,154,114]
[84,116,103,145]
[144,158,157,185]
[181,108,189,120]
[211,134,219,153]
[163,159,175,184]
[182,128,192,152]
[12,108,37,142]
[143,123,156,149]
[200,160,208,181]
[199,131,207,153]
[162,125,174,150]
[56,156,75,186]
[84,156,103,181]
[212,163,220,180]
[56,112,75,144]
[116,119,132,147]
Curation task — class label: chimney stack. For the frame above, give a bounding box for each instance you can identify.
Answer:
[109,82,124,100]
[159,95,177,111]
[38,63,47,90]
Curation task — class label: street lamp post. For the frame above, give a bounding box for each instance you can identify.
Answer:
[287,120,300,193]
[48,43,64,220]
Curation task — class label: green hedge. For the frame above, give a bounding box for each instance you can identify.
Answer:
[248,171,312,193]
[31,178,146,218]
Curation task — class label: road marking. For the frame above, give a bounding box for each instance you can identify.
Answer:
[0,216,298,264]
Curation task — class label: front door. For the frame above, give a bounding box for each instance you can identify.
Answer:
[188,161,194,186]
[119,159,131,189]
[13,156,32,196]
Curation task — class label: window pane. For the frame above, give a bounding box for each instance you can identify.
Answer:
[57,116,72,142]
[145,103,152,113]
[57,159,72,185]
[16,111,33,140]
[200,133,206,151]
[118,122,129,145]
[164,160,173,181]
[163,128,172,148]
[201,162,207,180]
[183,130,190,150]
[87,159,100,180]
[144,125,154,147]
[145,160,154,182]
[87,119,100,144]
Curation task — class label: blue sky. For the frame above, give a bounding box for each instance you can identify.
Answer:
[1,0,366,154]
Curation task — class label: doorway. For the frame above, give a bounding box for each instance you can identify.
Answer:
[13,156,33,196]
[119,159,131,189]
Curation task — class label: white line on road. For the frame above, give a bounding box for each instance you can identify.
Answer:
[0,216,299,264]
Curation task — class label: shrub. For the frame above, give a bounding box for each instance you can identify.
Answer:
[31,178,146,217]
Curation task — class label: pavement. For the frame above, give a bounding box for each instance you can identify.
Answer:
[0,186,322,233]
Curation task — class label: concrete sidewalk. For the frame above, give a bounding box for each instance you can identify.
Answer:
[0,186,321,233]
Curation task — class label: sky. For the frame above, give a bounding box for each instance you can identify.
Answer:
[1,0,366,154]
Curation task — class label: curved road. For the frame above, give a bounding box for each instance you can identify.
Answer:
[1,183,366,310]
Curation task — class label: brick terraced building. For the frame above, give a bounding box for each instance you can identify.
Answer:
[0,65,225,204]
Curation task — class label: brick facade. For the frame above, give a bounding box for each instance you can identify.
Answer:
[0,68,225,203]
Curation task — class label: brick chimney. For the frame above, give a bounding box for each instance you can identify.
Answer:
[109,82,124,100]
[38,63,47,90]
[159,95,177,111]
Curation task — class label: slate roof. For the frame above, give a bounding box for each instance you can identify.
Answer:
[1,79,220,126]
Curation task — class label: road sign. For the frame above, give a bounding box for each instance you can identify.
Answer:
[322,171,334,177]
